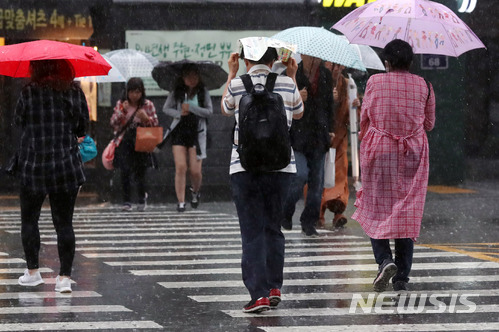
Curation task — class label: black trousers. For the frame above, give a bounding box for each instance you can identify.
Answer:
[370,238,414,283]
[20,186,79,276]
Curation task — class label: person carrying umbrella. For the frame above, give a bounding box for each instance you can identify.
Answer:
[352,39,436,292]
[110,77,159,212]
[15,59,90,293]
[281,54,335,237]
[161,62,213,212]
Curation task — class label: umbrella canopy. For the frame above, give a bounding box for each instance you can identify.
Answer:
[152,59,228,91]
[332,0,486,57]
[0,40,111,78]
[338,35,385,71]
[271,26,366,71]
[104,49,159,80]
[76,58,127,83]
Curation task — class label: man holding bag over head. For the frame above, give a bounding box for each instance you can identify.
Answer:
[221,39,303,313]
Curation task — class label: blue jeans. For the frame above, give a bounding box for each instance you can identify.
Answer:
[370,238,414,283]
[231,171,291,301]
[283,150,325,230]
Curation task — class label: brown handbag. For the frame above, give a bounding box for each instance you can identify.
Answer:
[135,126,163,152]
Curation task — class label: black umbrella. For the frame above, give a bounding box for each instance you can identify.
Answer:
[152,59,228,91]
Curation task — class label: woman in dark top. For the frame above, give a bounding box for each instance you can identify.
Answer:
[14,59,89,293]
[162,64,213,212]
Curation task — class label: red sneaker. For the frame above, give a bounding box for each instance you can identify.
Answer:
[243,297,270,313]
[269,288,281,307]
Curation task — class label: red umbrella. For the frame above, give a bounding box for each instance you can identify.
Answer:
[0,40,111,78]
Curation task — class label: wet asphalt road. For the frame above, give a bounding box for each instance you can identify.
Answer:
[0,180,498,331]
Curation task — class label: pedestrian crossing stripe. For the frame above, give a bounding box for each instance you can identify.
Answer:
[0,258,25,264]
[189,289,499,303]
[222,304,499,318]
[83,244,433,258]
[260,322,499,332]
[420,244,499,263]
[0,305,131,314]
[0,278,75,285]
[0,291,101,300]
[0,321,162,331]
[131,261,499,276]
[77,242,374,253]
[158,274,499,289]
[35,229,341,239]
[41,236,365,245]
[0,267,52,274]
[104,251,464,266]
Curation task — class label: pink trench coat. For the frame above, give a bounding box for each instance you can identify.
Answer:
[352,72,436,240]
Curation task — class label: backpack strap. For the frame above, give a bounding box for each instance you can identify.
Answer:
[265,73,278,92]
[240,74,253,93]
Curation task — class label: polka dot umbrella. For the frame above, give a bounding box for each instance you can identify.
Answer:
[271,26,366,71]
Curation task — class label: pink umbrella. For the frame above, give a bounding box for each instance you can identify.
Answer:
[332,0,485,57]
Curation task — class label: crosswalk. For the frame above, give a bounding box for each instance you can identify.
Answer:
[0,205,498,331]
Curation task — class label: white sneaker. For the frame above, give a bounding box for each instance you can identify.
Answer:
[55,276,72,293]
[18,269,44,286]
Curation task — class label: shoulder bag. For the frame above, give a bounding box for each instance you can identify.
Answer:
[102,106,140,170]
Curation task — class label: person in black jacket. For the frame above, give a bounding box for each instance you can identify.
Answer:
[282,54,335,237]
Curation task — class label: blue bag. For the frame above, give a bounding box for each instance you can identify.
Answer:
[79,135,98,163]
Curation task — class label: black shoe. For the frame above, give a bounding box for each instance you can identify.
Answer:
[373,259,398,292]
[281,219,292,230]
[177,203,186,212]
[190,187,200,209]
[302,227,320,238]
[393,281,408,292]
[332,214,348,228]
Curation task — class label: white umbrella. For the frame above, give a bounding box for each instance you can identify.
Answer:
[104,49,159,79]
[76,58,126,83]
[338,35,385,71]
[347,73,361,191]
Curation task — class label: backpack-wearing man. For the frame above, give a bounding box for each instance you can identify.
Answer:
[221,45,303,313]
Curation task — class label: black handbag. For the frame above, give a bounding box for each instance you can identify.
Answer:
[4,152,18,176]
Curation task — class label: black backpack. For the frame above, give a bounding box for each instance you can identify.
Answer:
[236,73,291,172]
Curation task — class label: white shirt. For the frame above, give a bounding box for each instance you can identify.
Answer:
[222,64,303,174]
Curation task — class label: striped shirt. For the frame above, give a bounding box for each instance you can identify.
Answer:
[222,65,303,174]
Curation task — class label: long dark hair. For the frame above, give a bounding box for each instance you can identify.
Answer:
[29,59,76,91]
[173,64,205,107]
[122,77,146,107]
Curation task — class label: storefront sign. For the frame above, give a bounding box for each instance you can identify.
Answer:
[322,0,377,7]
[0,3,93,40]
[126,30,279,96]
[421,54,448,70]
[458,0,477,13]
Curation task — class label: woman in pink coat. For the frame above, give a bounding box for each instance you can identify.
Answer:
[352,39,436,292]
